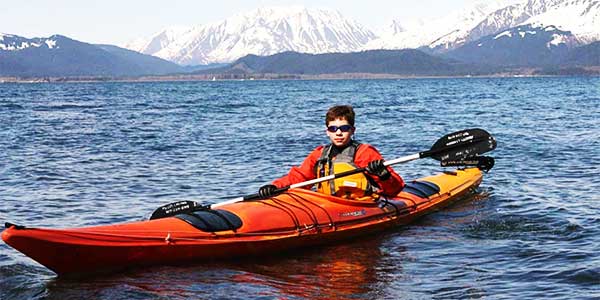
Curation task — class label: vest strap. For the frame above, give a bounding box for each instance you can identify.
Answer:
[314,141,375,198]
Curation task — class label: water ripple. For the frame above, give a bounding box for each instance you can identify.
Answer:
[1,78,599,299]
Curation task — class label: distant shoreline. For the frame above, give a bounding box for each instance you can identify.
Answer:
[2,69,599,83]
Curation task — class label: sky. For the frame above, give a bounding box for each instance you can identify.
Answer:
[1,0,485,45]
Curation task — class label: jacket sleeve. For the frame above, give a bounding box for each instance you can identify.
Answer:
[354,144,405,197]
[272,146,323,189]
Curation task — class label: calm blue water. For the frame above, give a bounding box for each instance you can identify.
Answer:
[0,78,598,299]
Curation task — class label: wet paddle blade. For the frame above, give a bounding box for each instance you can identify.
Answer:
[426,128,496,161]
[149,201,203,220]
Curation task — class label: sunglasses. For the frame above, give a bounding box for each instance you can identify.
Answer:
[327,125,354,132]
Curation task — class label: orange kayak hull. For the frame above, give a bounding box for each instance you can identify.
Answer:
[2,168,483,276]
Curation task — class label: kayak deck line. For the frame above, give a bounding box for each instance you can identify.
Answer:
[4,170,480,242]
[4,171,480,243]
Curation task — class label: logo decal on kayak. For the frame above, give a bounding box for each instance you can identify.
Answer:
[339,209,366,218]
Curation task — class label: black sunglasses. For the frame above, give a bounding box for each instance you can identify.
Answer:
[327,125,354,132]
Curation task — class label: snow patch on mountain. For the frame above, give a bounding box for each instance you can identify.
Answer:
[488,24,578,48]
[494,30,513,39]
[514,25,575,52]
[0,34,61,51]
[1,40,39,51]
[45,39,57,49]
[446,23,580,66]
[548,33,568,46]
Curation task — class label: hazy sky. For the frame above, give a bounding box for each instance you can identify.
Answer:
[2,0,483,45]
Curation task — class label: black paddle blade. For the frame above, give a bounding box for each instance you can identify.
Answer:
[441,156,495,171]
[149,200,204,220]
[425,128,496,161]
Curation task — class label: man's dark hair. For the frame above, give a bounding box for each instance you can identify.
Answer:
[325,105,355,126]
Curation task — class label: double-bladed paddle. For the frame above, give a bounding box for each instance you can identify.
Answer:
[150,128,496,219]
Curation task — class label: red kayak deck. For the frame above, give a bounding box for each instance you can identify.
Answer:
[2,168,483,276]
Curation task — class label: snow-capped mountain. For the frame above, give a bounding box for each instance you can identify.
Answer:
[129,6,376,65]
[367,0,518,50]
[428,0,526,51]
[126,26,192,54]
[368,0,599,52]
[447,24,581,66]
[441,0,600,51]
[125,1,600,65]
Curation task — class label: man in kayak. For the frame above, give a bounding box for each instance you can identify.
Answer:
[258,105,404,200]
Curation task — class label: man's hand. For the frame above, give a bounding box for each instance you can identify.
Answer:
[366,159,391,180]
[258,184,278,199]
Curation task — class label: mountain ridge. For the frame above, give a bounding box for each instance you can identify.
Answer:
[194,49,496,76]
[446,24,581,66]
[456,0,600,51]
[128,6,376,65]
[125,0,600,65]
[0,34,184,77]
[3,1,600,78]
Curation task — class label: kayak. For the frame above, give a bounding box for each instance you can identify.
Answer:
[2,167,483,277]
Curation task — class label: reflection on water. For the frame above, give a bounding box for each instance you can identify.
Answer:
[38,235,394,300]
[231,240,388,299]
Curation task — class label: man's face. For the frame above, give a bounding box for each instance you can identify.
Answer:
[326,118,355,147]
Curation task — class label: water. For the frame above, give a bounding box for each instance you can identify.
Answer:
[1,78,598,299]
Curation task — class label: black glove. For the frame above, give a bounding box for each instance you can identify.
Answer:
[366,159,391,181]
[258,184,277,199]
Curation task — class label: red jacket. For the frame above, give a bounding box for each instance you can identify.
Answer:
[272,143,405,197]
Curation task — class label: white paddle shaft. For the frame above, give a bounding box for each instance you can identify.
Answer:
[211,153,421,208]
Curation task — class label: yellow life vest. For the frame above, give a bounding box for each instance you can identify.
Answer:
[315,142,373,199]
